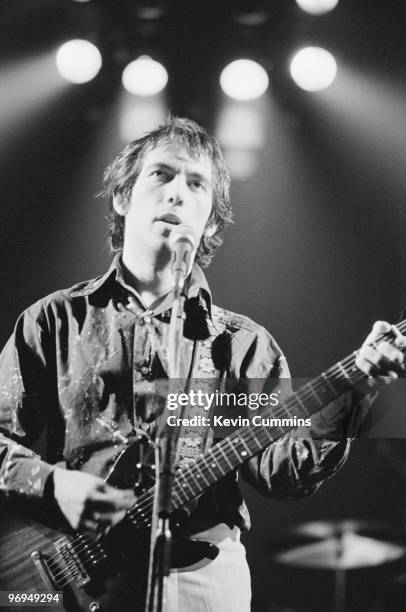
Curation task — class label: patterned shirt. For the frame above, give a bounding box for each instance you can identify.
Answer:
[0,257,361,531]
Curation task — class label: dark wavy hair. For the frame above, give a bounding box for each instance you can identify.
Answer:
[100,116,232,267]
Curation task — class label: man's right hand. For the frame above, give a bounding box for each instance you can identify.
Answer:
[53,467,136,537]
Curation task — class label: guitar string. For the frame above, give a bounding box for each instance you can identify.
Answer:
[45,324,406,585]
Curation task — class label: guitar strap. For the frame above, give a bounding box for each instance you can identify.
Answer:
[175,306,226,469]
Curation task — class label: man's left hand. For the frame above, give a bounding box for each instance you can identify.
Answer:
[355,320,406,390]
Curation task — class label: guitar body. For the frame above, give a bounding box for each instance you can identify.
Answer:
[0,437,154,612]
[0,507,150,612]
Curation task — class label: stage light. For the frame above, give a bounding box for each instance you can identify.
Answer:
[122,56,168,96]
[220,60,269,101]
[295,0,339,15]
[290,47,337,91]
[56,40,102,84]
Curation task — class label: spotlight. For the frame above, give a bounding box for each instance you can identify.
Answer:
[56,39,102,84]
[290,47,337,92]
[220,59,269,101]
[122,56,168,96]
[295,0,339,16]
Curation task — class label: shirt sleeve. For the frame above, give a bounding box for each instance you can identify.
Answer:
[0,301,56,501]
[240,326,373,499]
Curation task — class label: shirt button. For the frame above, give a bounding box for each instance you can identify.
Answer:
[140,366,150,375]
[141,423,149,431]
[144,315,152,324]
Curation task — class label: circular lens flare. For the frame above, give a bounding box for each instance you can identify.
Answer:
[56,39,102,84]
[220,59,269,101]
[295,0,339,15]
[122,56,168,96]
[290,47,337,92]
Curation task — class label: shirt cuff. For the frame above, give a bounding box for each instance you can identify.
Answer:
[0,451,55,500]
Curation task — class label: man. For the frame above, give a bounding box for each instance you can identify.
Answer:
[0,117,404,611]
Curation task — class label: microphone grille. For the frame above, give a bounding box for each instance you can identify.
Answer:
[169,224,196,249]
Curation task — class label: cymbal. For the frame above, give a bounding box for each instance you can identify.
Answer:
[289,519,401,541]
[275,532,406,570]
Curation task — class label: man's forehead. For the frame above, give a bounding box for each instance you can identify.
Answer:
[142,145,212,175]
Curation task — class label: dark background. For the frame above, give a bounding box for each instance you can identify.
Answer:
[1,1,406,609]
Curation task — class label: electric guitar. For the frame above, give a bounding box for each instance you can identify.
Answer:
[0,322,404,611]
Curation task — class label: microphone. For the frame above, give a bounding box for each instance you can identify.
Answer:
[169,224,196,296]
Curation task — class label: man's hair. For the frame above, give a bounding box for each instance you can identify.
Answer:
[101,116,232,267]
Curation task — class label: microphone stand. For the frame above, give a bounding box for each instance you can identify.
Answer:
[145,284,187,612]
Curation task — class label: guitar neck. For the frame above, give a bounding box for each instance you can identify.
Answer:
[128,319,406,527]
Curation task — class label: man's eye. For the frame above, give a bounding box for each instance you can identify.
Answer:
[151,169,171,180]
[191,181,204,190]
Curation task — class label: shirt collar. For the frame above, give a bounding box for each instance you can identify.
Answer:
[71,254,213,318]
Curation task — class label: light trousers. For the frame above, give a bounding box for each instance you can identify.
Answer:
[167,524,251,612]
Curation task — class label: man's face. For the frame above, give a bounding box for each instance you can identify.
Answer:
[115,144,214,258]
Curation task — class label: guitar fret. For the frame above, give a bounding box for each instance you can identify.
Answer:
[193,462,211,487]
[234,437,250,459]
[338,362,352,380]
[177,473,196,498]
[239,437,252,455]
[226,437,244,463]
[236,433,260,459]
[203,459,217,480]
[211,457,226,476]
[203,454,225,479]
[216,443,234,470]
[307,383,324,406]
[291,392,306,414]
[172,489,185,507]
[321,372,338,394]
[247,430,263,451]
[260,427,277,447]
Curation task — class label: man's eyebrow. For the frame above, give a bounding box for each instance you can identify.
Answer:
[146,162,211,184]
[188,171,211,185]
[145,162,174,172]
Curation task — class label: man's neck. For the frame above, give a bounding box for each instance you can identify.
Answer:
[121,249,173,308]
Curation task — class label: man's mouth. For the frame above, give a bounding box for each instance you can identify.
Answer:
[157,213,182,225]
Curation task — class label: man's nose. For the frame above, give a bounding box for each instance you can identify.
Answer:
[166,176,186,205]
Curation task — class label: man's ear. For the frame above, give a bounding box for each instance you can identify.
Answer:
[113,195,128,216]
